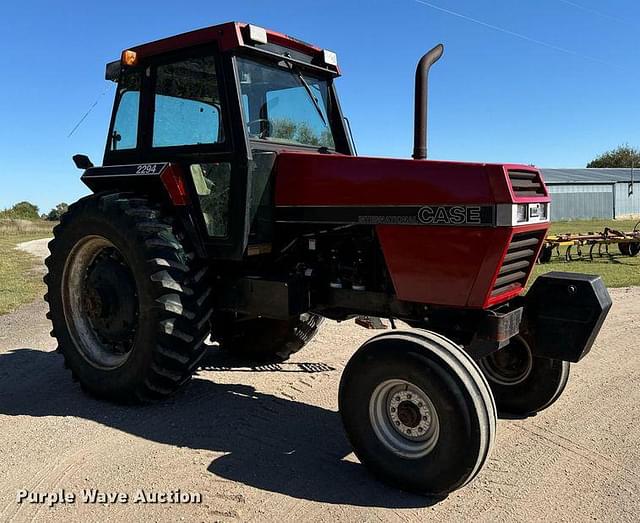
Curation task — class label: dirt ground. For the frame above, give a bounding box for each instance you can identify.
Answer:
[15,238,50,260]
[0,239,638,522]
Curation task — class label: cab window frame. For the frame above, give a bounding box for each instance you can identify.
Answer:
[232,50,353,156]
[109,72,141,152]
[103,67,144,165]
[145,44,233,157]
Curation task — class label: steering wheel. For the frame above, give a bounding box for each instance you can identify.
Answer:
[246,118,272,139]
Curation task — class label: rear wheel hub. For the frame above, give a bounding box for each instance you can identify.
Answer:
[62,236,139,369]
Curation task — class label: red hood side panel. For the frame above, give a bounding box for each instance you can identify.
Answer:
[375,225,513,307]
[274,152,548,308]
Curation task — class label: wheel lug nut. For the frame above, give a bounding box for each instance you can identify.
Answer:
[390,407,396,413]
[395,421,401,426]
[406,393,412,399]
[395,396,401,401]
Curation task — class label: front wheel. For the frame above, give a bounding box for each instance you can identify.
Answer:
[339,330,496,495]
[479,336,570,416]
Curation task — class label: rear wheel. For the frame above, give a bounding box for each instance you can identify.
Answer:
[215,314,323,361]
[339,330,496,495]
[45,193,212,403]
[479,336,570,416]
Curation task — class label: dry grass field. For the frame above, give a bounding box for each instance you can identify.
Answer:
[0,220,53,315]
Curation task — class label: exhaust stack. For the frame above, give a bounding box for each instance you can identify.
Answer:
[412,43,444,160]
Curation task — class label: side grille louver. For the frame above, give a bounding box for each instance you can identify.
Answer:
[507,169,545,197]
[491,232,542,297]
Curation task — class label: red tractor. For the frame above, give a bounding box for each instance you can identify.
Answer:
[46,22,611,495]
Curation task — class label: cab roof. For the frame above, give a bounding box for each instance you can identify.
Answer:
[118,22,339,74]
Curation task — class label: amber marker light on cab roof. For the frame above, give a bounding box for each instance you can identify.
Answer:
[121,50,138,66]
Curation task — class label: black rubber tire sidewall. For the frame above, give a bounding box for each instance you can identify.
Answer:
[216,314,323,361]
[483,354,569,416]
[49,210,160,396]
[46,194,211,403]
[339,339,486,495]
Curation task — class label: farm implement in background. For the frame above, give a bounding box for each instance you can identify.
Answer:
[539,222,640,262]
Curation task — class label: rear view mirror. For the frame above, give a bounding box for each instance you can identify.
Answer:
[72,154,94,170]
[105,60,121,82]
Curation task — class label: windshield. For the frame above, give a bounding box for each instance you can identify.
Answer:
[235,57,335,149]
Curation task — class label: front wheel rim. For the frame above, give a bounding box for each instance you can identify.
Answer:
[369,379,440,459]
[61,235,139,370]
[480,336,533,386]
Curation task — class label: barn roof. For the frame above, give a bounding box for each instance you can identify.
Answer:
[540,168,638,184]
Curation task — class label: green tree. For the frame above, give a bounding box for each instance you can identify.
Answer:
[587,144,640,168]
[47,202,69,221]
[0,201,40,220]
[295,122,320,146]
[271,118,297,141]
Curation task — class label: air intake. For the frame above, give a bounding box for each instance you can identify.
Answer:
[507,169,545,198]
[491,231,544,297]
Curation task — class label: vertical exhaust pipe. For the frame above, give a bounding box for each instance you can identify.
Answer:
[412,43,444,160]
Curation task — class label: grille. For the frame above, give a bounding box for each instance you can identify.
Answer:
[491,231,543,297]
[507,169,546,198]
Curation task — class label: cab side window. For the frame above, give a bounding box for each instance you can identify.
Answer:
[110,72,141,151]
[153,56,224,147]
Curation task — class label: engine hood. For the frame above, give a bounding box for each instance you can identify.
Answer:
[274,152,550,210]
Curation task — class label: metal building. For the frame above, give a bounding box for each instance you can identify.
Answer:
[540,168,640,221]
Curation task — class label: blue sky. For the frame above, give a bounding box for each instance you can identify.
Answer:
[1,0,638,213]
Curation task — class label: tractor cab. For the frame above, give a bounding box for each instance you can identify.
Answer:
[99,22,353,259]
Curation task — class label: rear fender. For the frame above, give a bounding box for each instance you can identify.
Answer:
[81,163,183,201]
[81,163,206,257]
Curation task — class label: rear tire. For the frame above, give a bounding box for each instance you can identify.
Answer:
[339,330,496,495]
[45,193,212,403]
[215,314,324,361]
[479,336,570,416]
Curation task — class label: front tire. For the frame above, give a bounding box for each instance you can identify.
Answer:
[339,330,496,495]
[45,193,212,403]
[479,336,570,416]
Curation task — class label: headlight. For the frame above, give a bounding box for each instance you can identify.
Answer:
[516,204,528,223]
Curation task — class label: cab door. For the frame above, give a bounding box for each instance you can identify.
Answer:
[142,46,251,260]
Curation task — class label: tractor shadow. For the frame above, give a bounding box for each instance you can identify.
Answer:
[0,348,438,509]
[198,346,338,374]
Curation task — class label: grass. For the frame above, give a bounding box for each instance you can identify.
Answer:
[532,218,640,288]
[0,220,53,315]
